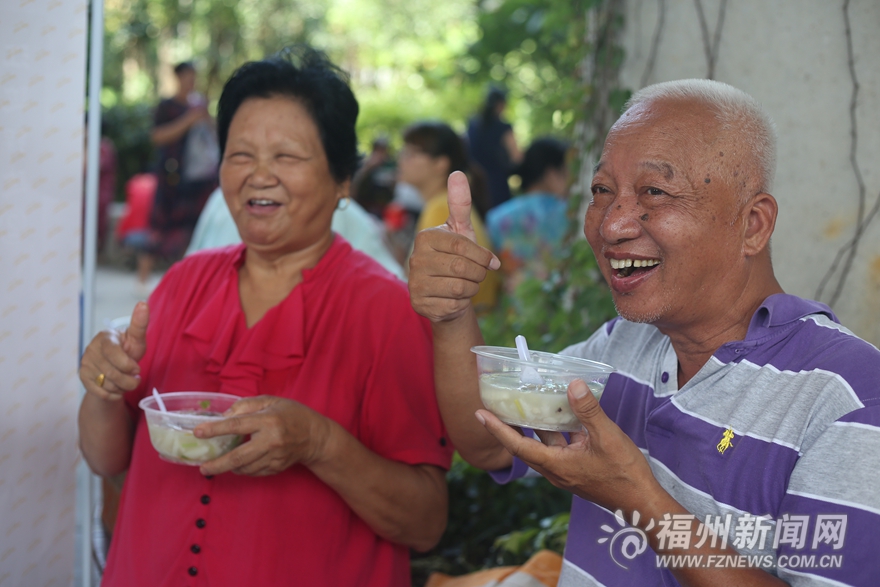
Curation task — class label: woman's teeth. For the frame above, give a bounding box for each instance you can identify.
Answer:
[249,199,277,206]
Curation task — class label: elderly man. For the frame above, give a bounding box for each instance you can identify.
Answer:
[409,79,880,587]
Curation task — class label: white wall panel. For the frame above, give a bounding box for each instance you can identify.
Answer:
[0,0,88,585]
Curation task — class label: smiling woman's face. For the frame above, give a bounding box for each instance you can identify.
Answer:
[220,95,347,258]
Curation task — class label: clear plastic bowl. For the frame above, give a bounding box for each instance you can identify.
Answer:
[139,392,243,466]
[471,346,615,432]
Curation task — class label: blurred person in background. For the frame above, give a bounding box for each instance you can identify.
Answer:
[381,181,423,270]
[78,47,451,586]
[466,86,522,212]
[116,172,158,292]
[348,138,425,269]
[141,61,219,290]
[399,121,500,312]
[486,137,571,293]
[351,135,396,219]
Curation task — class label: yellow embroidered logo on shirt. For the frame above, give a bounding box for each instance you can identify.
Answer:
[717,428,735,454]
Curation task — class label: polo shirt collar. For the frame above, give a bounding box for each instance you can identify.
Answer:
[746,293,837,339]
[711,294,837,365]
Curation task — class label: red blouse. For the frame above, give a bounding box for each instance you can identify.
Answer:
[104,237,453,587]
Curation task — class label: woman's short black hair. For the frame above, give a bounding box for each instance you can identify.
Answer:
[217,46,360,183]
[516,137,569,192]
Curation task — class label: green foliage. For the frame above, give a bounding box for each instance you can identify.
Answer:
[494,512,570,558]
[101,0,324,105]
[463,0,599,139]
[410,455,572,585]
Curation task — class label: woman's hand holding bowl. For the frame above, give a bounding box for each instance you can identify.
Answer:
[79,301,150,402]
[194,395,333,477]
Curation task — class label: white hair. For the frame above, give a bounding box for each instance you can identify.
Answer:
[625,79,778,193]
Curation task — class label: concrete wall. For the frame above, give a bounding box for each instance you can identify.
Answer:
[617,0,880,344]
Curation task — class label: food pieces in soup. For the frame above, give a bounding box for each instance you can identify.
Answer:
[478,372,605,432]
[146,410,242,465]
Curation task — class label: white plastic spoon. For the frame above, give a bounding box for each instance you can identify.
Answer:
[152,387,168,413]
[515,335,545,386]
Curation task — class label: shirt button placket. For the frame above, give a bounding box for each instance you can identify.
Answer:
[190,478,211,580]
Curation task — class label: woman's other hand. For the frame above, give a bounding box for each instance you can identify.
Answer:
[79,301,150,402]
[195,396,333,477]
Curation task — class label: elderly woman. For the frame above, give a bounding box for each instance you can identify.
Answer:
[78,48,452,586]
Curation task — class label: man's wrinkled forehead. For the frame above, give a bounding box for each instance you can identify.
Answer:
[593,159,675,179]
[594,98,721,173]
[614,96,720,140]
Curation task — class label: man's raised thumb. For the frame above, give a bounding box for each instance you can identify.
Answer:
[446,171,476,239]
[568,379,607,430]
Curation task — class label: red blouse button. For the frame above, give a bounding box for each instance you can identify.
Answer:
[188,566,198,576]
[196,518,206,529]
[200,494,210,505]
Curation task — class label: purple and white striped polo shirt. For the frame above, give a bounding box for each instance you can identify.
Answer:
[492,294,880,586]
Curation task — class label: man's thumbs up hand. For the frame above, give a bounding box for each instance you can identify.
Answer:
[408,172,499,323]
[445,171,478,243]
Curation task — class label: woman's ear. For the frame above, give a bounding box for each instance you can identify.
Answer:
[335,179,351,202]
[432,155,452,178]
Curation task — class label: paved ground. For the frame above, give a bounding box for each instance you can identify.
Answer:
[91,265,163,335]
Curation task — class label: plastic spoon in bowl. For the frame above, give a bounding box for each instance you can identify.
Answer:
[515,335,545,385]
[153,388,175,428]
[152,388,168,413]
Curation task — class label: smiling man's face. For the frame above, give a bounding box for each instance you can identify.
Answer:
[585,97,753,332]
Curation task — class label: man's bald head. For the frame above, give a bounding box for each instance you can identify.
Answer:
[622,79,777,203]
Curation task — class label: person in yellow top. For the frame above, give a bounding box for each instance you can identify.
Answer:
[398,121,500,311]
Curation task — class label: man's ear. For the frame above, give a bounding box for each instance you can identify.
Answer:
[742,192,777,257]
